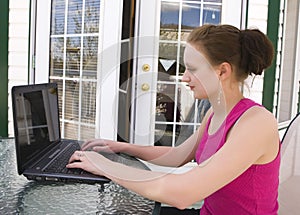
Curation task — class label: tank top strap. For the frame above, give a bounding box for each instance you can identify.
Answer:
[223,98,262,133]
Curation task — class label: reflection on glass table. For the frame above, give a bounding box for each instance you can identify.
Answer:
[0,139,158,214]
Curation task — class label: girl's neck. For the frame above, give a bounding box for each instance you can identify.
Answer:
[208,91,244,134]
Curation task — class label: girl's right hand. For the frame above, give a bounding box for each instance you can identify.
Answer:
[81,139,128,153]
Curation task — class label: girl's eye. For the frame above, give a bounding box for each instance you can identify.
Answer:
[187,67,196,72]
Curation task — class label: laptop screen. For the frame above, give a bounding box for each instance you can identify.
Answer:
[12,83,60,171]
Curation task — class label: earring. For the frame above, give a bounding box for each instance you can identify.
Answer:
[217,79,222,105]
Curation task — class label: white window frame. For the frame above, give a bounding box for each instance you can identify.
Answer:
[33,0,123,140]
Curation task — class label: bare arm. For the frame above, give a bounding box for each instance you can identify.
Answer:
[82,109,212,167]
[68,107,280,209]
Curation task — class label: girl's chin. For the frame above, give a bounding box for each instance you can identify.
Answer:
[193,94,207,100]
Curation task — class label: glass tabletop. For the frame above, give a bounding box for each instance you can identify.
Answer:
[0,139,159,214]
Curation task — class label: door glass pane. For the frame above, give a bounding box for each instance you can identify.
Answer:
[66,37,81,78]
[67,0,83,34]
[158,43,178,82]
[156,83,178,123]
[64,80,79,121]
[49,0,100,140]
[160,2,180,41]
[84,0,100,33]
[81,81,97,124]
[50,38,64,77]
[155,0,220,147]
[51,0,65,35]
[82,36,98,79]
[203,4,221,24]
[182,3,200,29]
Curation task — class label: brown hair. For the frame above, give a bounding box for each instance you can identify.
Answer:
[187,24,274,81]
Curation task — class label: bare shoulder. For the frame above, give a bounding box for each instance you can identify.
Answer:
[240,105,278,130]
[230,105,279,163]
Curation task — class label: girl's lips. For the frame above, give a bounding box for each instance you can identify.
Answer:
[189,86,195,90]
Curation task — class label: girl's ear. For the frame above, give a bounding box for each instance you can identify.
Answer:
[217,62,232,80]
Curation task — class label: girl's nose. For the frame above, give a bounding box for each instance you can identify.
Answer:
[181,70,190,83]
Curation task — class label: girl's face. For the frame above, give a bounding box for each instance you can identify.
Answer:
[182,44,219,100]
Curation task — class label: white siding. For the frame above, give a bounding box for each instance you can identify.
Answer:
[244,0,269,104]
[278,0,300,122]
[8,0,30,137]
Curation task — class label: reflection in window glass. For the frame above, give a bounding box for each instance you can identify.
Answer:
[182,3,201,29]
[155,124,173,147]
[81,81,97,124]
[51,0,65,35]
[50,38,64,77]
[67,0,83,34]
[64,80,80,121]
[64,121,78,138]
[203,4,221,25]
[84,0,100,33]
[160,1,180,41]
[158,43,178,82]
[156,83,178,123]
[83,36,98,78]
[66,37,81,78]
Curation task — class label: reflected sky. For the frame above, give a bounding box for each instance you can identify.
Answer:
[161,2,221,27]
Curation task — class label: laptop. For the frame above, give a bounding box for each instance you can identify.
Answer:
[11,82,148,184]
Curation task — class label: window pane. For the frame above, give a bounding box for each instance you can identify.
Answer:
[64,80,80,121]
[155,124,173,147]
[83,36,98,78]
[67,0,83,34]
[178,85,195,123]
[51,0,65,35]
[158,43,178,82]
[160,1,179,41]
[81,81,97,124]
[81,124,96,140]
[176,124,193,146]
[64,122,78,139]
[66,37,81,78]
[50,38,64,77]
[156,84,178,123]
[50,79,64,119]
[84,0,101,33]
[203,4,221,25]
[182,3,201,29]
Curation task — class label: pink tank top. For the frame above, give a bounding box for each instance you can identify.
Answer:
[195,98,280,215]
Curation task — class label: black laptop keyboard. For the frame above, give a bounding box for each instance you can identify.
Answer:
[44,144,150,175]
[44,144,86,175]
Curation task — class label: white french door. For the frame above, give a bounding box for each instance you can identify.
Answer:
[33,0,246,144]
[33,0,123,141]
[132,0,246,146]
